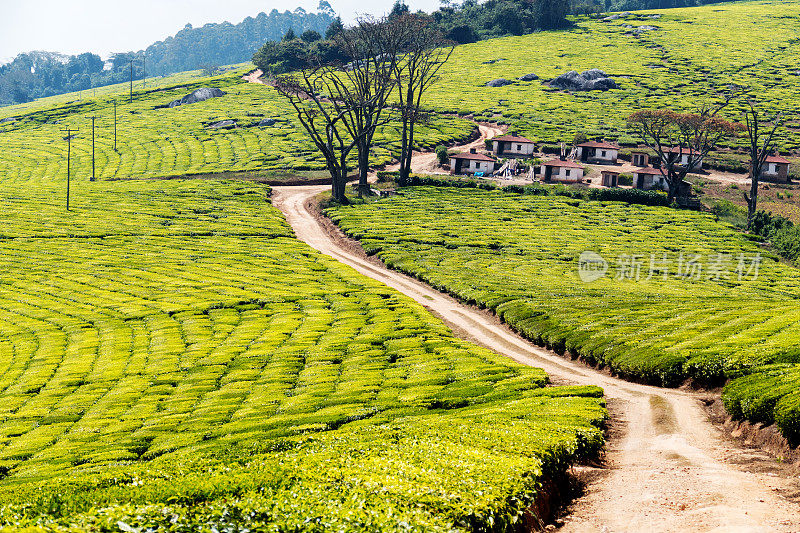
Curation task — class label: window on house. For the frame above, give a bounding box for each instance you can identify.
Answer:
[601,151,606,157]
[517,144,522,151]
[565,169,571,177]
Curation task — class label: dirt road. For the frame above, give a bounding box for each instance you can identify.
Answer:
[271,185,800,531]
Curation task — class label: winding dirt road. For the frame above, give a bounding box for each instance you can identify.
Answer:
[272,184,800,532]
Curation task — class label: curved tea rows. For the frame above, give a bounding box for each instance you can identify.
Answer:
[0,180,606,530]
[0,74,472,184]
[327,187,800,441]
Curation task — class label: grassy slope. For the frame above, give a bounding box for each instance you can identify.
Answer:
[426,0,800,152]
[327,186,800,441]
[0,180,605,530]
[0,69,472,183]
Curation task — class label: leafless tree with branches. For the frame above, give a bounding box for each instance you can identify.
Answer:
[627,97,744,202]
[743,101,784,228]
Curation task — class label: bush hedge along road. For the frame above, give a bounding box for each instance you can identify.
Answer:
[0,180,606,530]
[327,187,800,444]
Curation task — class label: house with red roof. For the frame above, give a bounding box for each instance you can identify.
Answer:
[632,167,668,191]
[490,132,536,157]
[576,140,619,164]
[449,148,498,175]
[666,147,703,170]
[762,154,791,183]
[542,158,584,183]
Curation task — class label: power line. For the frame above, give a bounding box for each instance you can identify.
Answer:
[90,116,97,182]
[62,127,79,211]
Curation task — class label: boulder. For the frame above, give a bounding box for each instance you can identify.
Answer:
[486,78,513,87]
[259,118,277,127]
[208,120,237,130]
[548,69,619,92]
[482,58,507,65]
[518,73,539,81]
[168,87,226,108]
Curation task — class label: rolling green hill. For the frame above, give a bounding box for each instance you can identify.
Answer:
[426,0,800,151]
[327,186,800,444]
[0,179,606,529]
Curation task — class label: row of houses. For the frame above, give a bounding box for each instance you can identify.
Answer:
[450,132,792,185]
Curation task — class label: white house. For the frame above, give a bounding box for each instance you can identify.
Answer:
[542,158,584,183]
[631,150,649,167]
[449,149,498,175]
[576,141,619,164]
[632,167,668,191]
[491,133,536,157]
[666,147,703,170]
[601,170,620,187]
[762,155,791,183]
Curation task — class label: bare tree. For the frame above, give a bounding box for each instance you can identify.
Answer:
[273,22,397,202]
[627,103,743,201]
[274,69,355,202]
[743,101,784,228]
[385,14,454,186]
[336,19,398,196]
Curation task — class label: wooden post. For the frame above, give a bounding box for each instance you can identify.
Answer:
[90,116,96,182]
[129,59,134,104]
[113,100,117,152]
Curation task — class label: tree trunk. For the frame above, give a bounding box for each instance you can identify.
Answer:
[747,170,759,229]
[398,116,410,186]
[405,122,416,184]
[357,145,370,197]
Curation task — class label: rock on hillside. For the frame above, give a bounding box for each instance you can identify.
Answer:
[518,73,539,81]
[486,78,513,87]
[548,69,619,91]
[168,87,226,108]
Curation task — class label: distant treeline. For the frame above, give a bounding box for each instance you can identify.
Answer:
[0,2,335,106]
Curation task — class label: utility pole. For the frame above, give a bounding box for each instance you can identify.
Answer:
[129,59,134,104]
[113,100,118,152]
[142,52,146,90]
[90,116,96,182]
[62,127,78,211]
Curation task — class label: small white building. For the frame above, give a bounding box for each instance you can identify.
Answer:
[449,149,498,175]
[542,158,584,183]
[601,170,620,187]
[762,155,791,183]
[491,133,536,157]
[631,150,649,167]
[576,141,619,164]
[632,167,668,191]
[666,147,703,170]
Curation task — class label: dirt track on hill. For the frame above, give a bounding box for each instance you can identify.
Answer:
[272,183,800,531]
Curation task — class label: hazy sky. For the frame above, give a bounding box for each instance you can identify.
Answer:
[0,0,440,62]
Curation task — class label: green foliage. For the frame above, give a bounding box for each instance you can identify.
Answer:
[435,145,449,165]
[422,1,800,153]
[0,180,606,529]
[328,187,800,389]
[0,70,474,181]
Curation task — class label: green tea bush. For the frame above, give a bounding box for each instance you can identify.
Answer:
[0,180,606,529]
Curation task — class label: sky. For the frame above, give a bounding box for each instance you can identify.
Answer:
[0,0,440,63]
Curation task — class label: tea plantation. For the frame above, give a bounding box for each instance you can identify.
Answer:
[0,180,606,530]
[427,0,800,151]
[0,69,472,183]
[327,187,800,442]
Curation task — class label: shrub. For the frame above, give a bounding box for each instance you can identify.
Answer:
[435,145,449,166]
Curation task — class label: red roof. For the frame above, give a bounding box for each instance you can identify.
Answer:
[666,147,701,155]
[578,141,619,150]
[601,170,621,175]
[543,158,583,168]
[493,135,534,143]
[450,152,497,162]
[633,167,666,176]
[766,155,791,164]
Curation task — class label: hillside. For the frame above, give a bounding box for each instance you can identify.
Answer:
[0,69,472,182]
[426,0,800,152]
[0,179,606,529]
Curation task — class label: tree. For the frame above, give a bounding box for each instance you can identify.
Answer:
[390,1,411,18]
[283,28,297,41]
[384,14,454,186]
[627,104,743,201]
[274,20,397,202]
[742,101,784,228]
[334,18,399,195]
[301,30,322,42]
[325,17,344,39]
